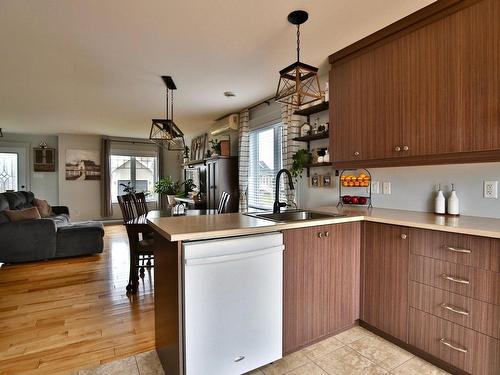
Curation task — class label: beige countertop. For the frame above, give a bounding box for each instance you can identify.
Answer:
[147,206,500,242]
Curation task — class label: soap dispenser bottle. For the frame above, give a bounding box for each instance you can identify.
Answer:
[447,183,460,216]
[434,184,445,214]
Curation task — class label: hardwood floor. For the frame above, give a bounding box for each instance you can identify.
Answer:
[0,225,155,375]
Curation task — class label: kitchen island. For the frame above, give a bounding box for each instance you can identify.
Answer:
[148,207,500,375]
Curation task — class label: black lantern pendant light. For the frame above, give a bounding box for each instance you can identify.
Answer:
[149,76,185,150]
[275,10,323,108]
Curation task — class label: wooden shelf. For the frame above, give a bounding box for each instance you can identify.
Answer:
[305,162,332,177]
[293,101,329,117]
[293,132,329,142]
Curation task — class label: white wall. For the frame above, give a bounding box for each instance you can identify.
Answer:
[58,134,102,221]
[0,132,59,204]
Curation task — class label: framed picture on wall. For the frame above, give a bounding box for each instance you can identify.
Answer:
[65,149,101,181]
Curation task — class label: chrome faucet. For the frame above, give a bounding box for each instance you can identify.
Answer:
[273,169,295,214]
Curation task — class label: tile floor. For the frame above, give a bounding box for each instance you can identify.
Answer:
[75,326,450,375]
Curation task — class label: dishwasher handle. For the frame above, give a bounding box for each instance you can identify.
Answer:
[185,245,284,266]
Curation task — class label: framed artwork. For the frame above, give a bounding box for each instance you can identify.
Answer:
[65,149,101,181]
[33,147,56,172]
[309,174,320,188]
[322,174,332,188]
[191,134,207,161]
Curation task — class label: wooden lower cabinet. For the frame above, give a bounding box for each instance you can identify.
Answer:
[362,222,409,342]
[283,222,361,354]
[409,308,500,375]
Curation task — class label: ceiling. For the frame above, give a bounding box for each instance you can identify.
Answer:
[0,0,435,138]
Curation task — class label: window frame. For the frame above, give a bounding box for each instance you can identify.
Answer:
[247,122,284,211]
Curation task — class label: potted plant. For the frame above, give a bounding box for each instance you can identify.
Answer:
[154,176,182,205]
[183,178,197,198]
[182,146,190,164]
[290,149,312,179]
[209,139,221,156]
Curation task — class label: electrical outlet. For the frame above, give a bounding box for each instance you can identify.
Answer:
[484,181,498,199]
[372,181,380,194]
[383,181,391,195]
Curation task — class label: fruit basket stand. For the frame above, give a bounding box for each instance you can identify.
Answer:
[337,169,372,208]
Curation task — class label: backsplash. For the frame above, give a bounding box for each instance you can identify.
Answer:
[298,162,500,219]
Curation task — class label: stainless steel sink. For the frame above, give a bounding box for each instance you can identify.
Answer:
[245,210,345,223]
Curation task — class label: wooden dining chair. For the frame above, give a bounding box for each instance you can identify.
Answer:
[133,192,149,216]
[118,194,154,293]
[217,192,231,214]
[132,192,154,267]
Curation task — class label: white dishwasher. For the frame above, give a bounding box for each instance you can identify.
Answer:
[183,233,283,375]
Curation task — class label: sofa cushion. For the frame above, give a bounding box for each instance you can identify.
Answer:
[56,221,104,258]
[0,194,9,211]
[20,191,35,205]
[51,214,71,227]
[4,192,31,210]
[33,198,52,217]
[4,207,41,222]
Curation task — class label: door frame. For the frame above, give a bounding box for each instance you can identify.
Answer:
[0,141,31,192]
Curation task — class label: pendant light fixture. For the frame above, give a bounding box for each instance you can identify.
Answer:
[149,76,185,150]
[275,10,323,108]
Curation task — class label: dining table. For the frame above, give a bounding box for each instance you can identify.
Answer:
[124,208,217,292]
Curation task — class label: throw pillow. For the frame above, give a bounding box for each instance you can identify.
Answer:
[4,207,41,222]
[33,198,52,217]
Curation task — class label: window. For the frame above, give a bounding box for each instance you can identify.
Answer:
[111,155,158,202]
[248,123,284,210]
[0,152,18,193]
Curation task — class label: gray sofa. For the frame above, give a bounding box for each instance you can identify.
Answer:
[0,191,104,263]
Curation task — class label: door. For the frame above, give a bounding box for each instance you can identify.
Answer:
[205,161,218,209]
[0,144,29,192]
[327,222,361,333]
[283,226,330,353]
[362,222,409,342]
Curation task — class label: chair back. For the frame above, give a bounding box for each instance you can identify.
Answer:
[133,192,149,216]
[118,194,137,223]
[217,191,231,214]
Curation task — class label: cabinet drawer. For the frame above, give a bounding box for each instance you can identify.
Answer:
[409,308,500,375]
[410,228,500,271]
[410,255,500,306]
[409,281,500,339]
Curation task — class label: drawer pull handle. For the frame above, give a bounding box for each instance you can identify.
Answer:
[439,338,468,354]
[324,231,330,237]
[444,246,471,254]
[233,355,245,362]
[440,274,470,285]
[440,303,469,316]
[318,232,323,238]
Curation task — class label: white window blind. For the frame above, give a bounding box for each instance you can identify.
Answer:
[248,123,285,210]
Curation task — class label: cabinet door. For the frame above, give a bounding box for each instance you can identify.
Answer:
[362,222,409,342]
[330,41,402,163]
[327,222,361,333]
[459,0,500,152]
[399,12,463,157]
[283,226,330,353]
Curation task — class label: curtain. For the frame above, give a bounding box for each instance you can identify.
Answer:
[100,137,113,217]
[157,145,168,209]
[281,104,301,200]
[238,109,250,212]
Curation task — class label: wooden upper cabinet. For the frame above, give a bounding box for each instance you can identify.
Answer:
[329,0,500,168]
[362,222,409,342]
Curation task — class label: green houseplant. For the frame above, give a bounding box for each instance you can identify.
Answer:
[154,176,182,205]
[290,149,311,179]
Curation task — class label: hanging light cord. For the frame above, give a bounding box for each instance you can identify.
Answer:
[296,24,300,62]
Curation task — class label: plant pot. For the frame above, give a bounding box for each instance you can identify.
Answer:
[167,195,177,205]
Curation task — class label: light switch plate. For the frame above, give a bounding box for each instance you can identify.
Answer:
[372,181,380,194]
[484,181,498,199]
[383,182,391,195]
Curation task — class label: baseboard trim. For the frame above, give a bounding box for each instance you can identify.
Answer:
[359,320,469,375]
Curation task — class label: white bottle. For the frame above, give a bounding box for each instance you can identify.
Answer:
[447,183,460,216]
[434,184,445,214]
[324,150,330,163]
